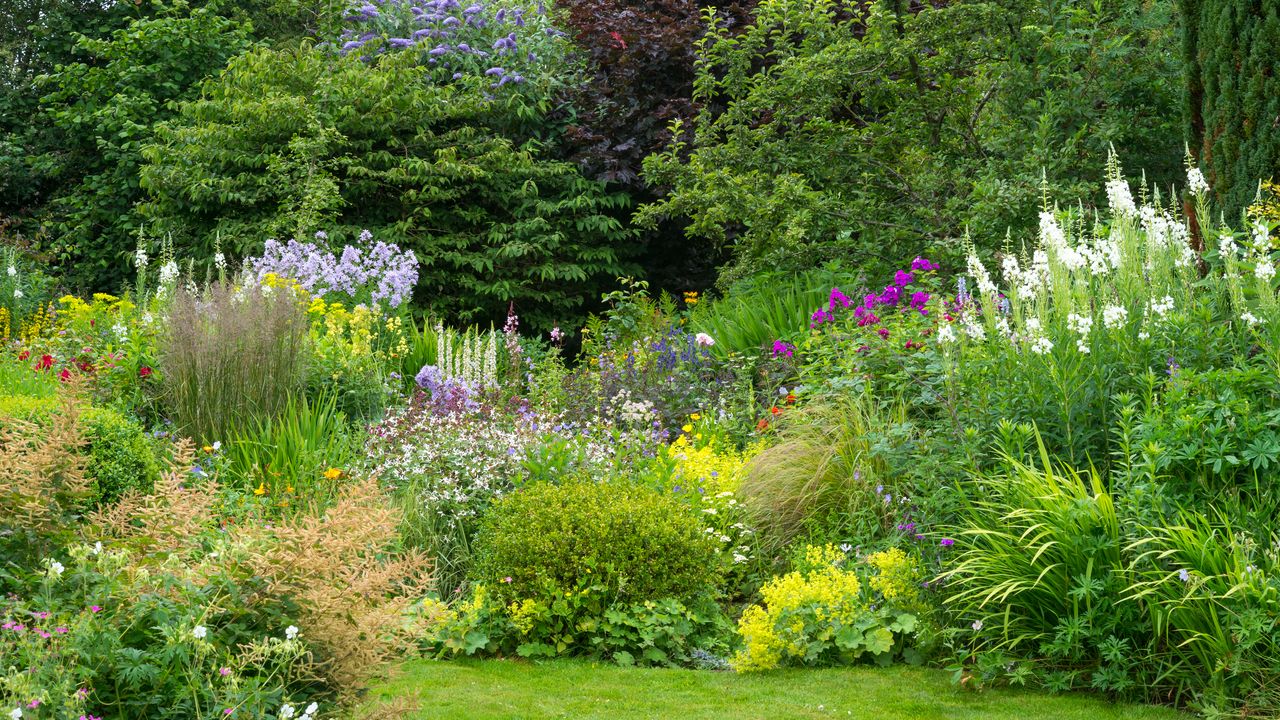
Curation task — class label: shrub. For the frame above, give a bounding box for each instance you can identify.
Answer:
[81,406,161,505]
[160,280,310,443]
[0,394,161,506]
[473,479,722,607]
[0,394,91,585]
[732,544,922,671]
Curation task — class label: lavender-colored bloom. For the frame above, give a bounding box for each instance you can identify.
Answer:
[429,45,450,55]
[389,37,416,47]
[1178,568,1191,583]
[485,66,504,76]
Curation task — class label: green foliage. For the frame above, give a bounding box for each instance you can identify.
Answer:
[739,393,903,549]
[941,446,1148,697]
[139,45,635,330]
[473,480,723,607]
[33,1,255,291]
[429,583,732,667]
[0,395,161,506]
[222,393,360,506]
[1183,0,1280,219]
[81,406,162,505]
[639,0,1182,287]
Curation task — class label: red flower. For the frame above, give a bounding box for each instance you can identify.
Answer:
[17,350,29,361]
[139,366,153,379]
[769,406,781,415]
[58,369,72,382]
[35,354,54,370]
[785,393,797,404]
[609,31,627,49]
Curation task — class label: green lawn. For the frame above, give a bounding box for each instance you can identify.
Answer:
[358,659,1188,720]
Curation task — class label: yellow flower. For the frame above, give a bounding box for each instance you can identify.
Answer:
[323,467,343,481]
[202,445,213,454]
[285,485,294,494]
[681,424,693,434]
[690,413,701,421]
[253,482,266,496]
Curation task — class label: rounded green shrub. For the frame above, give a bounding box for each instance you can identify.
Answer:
[0,395,161,505]
[474,480,722,605]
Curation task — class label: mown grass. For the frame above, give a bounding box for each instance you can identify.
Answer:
[358,659,1188,720]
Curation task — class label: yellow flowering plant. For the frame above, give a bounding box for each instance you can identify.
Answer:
[732,544,922,672]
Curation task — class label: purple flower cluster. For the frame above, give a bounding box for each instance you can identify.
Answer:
[771,339,794,358]
[250,230,419,308]
[810,257,940,329]
[334,0,561,90]
[415,364,482,413]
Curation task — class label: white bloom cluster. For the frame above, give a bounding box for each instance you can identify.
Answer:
[214,252,227,271]
[280,702,319,720]
[936,324,957,344]
[1106,177,1136,217]
[1102,304,1128,330]
[1257,256,1276,282]
[1030,336,1054,355]
[158,259,179,286]
[1067,313,1093,353]
[1241,311,1261,327]
[135,242,149,269]
[5,265,14,277]
[1150,295,1175,319]
[1186,167,1209,196]
[966,254,997,299]
[1039,211,1066,248]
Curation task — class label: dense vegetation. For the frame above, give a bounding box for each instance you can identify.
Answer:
[3,0,1280,719]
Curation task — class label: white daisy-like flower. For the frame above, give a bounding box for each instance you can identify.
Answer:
[285,625,299,640]
[193,625,208,640]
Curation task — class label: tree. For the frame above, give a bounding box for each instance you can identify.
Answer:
[638,0,1183,287]
[1182,0,1280,219]
[32,1,254,290]
[139,46,635,330]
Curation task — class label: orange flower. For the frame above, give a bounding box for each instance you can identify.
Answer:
[769,406,781,415]
[756,419,769,431]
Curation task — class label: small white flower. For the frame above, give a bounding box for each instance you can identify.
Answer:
[937,324,957,344]
[13,288,22,299]
[280,703,296,719]
[47,560,64,577]
[972,620,983,632]
[212,441,221,451]
[694,332,715,347]
[1138,330,1150,340]
[1030,336,1054,355]
[285,625,299,640]
[158,260,179,285]
[5,265,14,277]
[214,252,227,271]
[93,541,103,555]
[192,625,208,640]
[305,703,319,715]
[112,323,128,342]
[11,708,22,719]
[1150,295,1175,319]
[1241,311,1261,327]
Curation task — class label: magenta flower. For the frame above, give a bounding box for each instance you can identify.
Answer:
[910,291,931,311]
[940,538,955,547]
[89,605,102,613]
[894,270,914,287]
[771,340,794,358]
[911,256,939,271]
